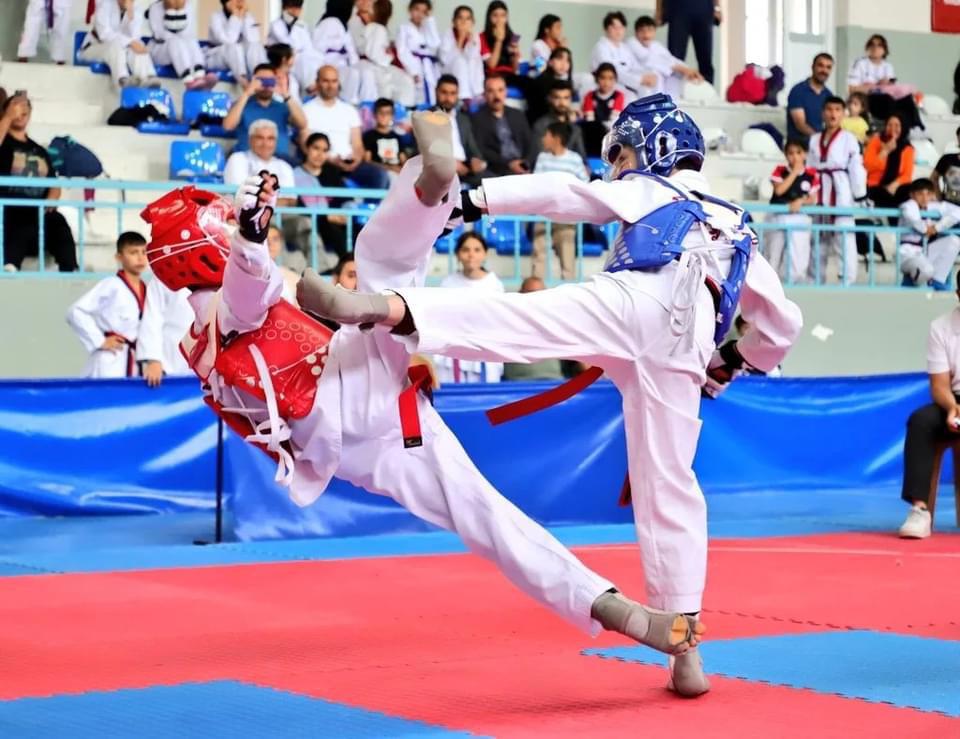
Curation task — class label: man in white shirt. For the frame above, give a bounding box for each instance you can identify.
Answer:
[899,276,960,539]
[223,119,296,207]
[301,65,389,190]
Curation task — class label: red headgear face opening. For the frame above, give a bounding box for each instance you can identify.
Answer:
[141,187,233,291]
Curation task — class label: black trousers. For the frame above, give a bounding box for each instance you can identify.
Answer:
[667,11,715,84]
[901,398,960,504]
[3,209,78,271]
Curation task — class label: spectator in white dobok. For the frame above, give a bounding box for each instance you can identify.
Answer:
[17,0,72,65]
[79,0,159,89]
[899,178,960,291]
[146,0,217,90]
[357,0,417,108]
[223,119,296,208]
[627,15,702,99]
[139,280,193,387]
[206,0,268,88]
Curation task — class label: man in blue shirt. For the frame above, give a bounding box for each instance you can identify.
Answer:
[786,53,833,142]
[223,63,307,162]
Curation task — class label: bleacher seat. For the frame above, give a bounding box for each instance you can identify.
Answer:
[182,89,235,137]
[681,81,721,105]
[121,87,190,135]
[922,95,952,118]
[741,128,782,159]
[73,31,109,75]
[482,219,532,256]
[587,157,606,180]
[912,138,940,169]
[435,225,463,254]
[169,140,225,182]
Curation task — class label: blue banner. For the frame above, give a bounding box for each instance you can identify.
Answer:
[0,374,934,540]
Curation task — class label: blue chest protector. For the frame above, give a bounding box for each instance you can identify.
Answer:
[604,173,753,344]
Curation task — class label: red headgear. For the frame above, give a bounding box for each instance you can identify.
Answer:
[141,186,234,291]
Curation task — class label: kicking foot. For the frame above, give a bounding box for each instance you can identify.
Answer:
[297,268,390,326]
[591,591,704,655]
[668,647,711,697]
[411,110,456,206]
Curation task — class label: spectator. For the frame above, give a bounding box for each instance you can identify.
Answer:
[439,5,485,103]
[581,63,626,157]
[628,15,702,99]
[267,42,301,102]
[302,65,390,189]
[848,34,896,96]
[79,0,159,89]
[363,98,406,180]
[146,0,217,90]
[347,0,373,48]
[433,75,486,186]
[471,74,532,176]
[898,179,960,290]
[223,119,297,207]
[655,0,718,84]
[590,12,648,99]
[65,232,147,377]
[526,46,573,124]
[785,53,834,142]
[268,0,322,93]
[291,132,349,268]
[17,0,71,65]
[530,14,564,72]
[531,122,588,281]
[139,279,193,387]
[267,223,301,304]
[206,0,268,88]
[765,139,819,283]
[842,92,870,145]
[897,276,960,538]
[312,0,375,104]
[933,126,960,207]
[480,1,523,89]
[437,232,504,384]
[223,63,307,161]
[0,93,77,273]
[864,113,914,210]
[530,80,586,162]
[357,0,417,108]
[502,277,566,381]
[396,0,442,107]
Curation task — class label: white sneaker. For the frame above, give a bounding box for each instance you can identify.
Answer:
[898,506,931,539]
[3,263,17,272]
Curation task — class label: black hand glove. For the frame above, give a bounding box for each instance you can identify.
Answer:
[234,170,280,243]
[703,340,746,399]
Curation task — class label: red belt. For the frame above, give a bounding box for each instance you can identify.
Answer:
[399,364,433,448]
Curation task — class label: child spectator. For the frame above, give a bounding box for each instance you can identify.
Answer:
[842,92,870,145]
[139,278,193,387]
[146,0,217,90]
[530,80,586,161]
[589,11,647,99]
[268,0,323,93]
[437,232,504,383]
[357,0,417,107]
[66,232,148,378]
[934,126,960,208]
[79,0,159,89]
[766,139,819,283]
[292,132,349,267]
[530,14,564,72]
[848,34,896,95]
[396,0,442,106]
[899,178,960,290]
[439,5,484,102]
[312,0,375,104]
[581,62,626,156]
[363,98,406,180]
[206,0,267,88]
[480,1,523,88]
[530,121,589,281]
[17,0,71,65]
[627,15,701,99]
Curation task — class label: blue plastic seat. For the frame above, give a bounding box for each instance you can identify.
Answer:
[518,61,530,77]
[580,241,604,257]
[169,140,226,182]
[434,224,463,254]
[181,90,236,136]
[121,87,190,134]
[73,31,109,74]
[483,220,531,256]
[506,86,524,100]
[587,157,606,180]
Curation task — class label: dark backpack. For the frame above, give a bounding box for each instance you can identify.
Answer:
[47,136,104,178]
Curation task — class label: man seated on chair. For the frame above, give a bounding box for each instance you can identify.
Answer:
[899,269,960,538]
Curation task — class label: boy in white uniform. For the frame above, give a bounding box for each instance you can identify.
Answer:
[17,0,73,64]
[311,0,375,105]
[139,279,193,386]
[141,112,703,666]
[79,0,159,88]
[627,16,702,100]
[206,0,267,87]
[899,178,960,290]
[396,0,442,107]
[300,94,803,697]
[146,0,216,90]
[67,232,149,378]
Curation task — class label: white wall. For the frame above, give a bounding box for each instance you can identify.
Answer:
[836,0,931,33]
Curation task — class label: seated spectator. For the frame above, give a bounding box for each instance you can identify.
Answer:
[897,276,960,539]
[785,53,833,142]
[439,6,484,103]
[530,14,564,72]
[18,0,71,65]
[864,113,914,210]
[437,232,504,384]
[223,119,296,207]
[433,75,486,186]
[471,74,532,176]
[291,132,349,267]
[842,92,870,145]
[206,0,268,88]
[0,93,77,273]
[357,0,417,107]
[79,0,159,89]
[933,126,960,208]
[590,11,647,99]
[363,98,406,181]
[848,34,921,130]
[899,178,960,290]
[66,232,147,377]
[267,223,301,304]
[267,42,301,102]
[581,63,626,157]
[503,277,566,381]
[312,0,375,104]
[526,46,573,124]
[347,0,373,48]
[530,80,586,162]
[146,0,217,90]
[223,63,306,161]
[765,139,819,283]
[480,1,526,94]
[396,0,442,107]
[268,0,323,93]
[303,66,391,189]
[531,122,588,281]
[627,15,701,100]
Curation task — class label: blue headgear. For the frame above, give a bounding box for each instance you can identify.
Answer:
[601,93,705,178]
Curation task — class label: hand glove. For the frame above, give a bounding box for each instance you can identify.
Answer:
[703,340,748,399]
[457,188,485,223]
[234,171,279,243]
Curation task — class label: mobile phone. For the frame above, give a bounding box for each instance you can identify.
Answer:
[260,78,276,89]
